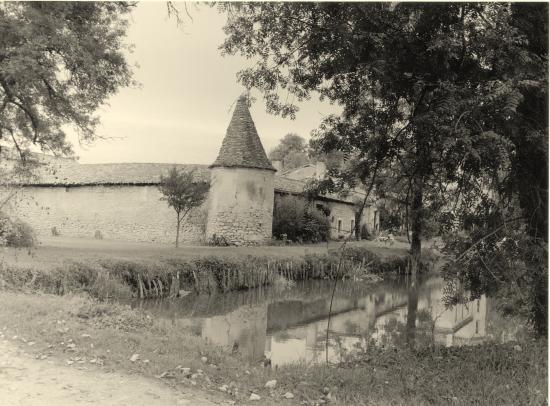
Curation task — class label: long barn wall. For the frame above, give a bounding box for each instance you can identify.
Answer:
[5,185,207,244]
[3,185,376,244]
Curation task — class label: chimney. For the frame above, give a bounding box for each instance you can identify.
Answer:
[315,161,326,179]
[272,160,283,172]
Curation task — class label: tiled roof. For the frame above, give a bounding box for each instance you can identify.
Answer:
[20,162,210,186]
[11,161,356,204]
[272,176,307,195]
[273,175,357,205]
[211,95,275,171]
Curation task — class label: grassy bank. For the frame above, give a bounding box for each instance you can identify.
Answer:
[2,236,412,269]
[0,292,545,406]
[0,246,416,299]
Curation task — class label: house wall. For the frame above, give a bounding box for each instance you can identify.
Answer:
[4,185,207,244]
[324,201,378,239]
[205,167,274,245]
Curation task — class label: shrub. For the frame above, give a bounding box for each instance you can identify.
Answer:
[379,206,402,231]
[209,234,230,246]
[273,195,330,243]
[0,214,36,248]
[303,205,331,242]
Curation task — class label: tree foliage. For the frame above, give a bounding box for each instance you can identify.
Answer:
[220,3,547,333]
[440,3,548,336]
[159,167,209,248]
[220,3,545,248]
[273,195,330,243]
[0,2,135,159]
[268,133,310,171]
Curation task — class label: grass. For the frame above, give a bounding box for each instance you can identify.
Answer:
[1,236,412,269]
[0,244,414,299]
[0,291,545,406]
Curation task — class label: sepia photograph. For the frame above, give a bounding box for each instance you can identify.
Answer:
[0,1,547,405]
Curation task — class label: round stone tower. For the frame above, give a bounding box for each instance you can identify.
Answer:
[205,95,276,245]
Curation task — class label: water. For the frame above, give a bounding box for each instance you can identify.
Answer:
[132,276,527,367]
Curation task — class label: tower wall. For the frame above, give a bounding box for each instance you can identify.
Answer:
[206,167,274,245]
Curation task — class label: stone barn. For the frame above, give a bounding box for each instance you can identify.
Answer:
[3,96,379,245]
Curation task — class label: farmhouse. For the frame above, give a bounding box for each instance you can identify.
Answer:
[4,96,379,245]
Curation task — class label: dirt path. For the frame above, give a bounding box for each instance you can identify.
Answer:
[0,340,220,406]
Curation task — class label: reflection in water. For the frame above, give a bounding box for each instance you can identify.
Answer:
[133,277,524,367]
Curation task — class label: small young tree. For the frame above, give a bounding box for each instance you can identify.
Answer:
[158,168,209,248]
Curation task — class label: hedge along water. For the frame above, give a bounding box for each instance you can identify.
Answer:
[0,247,412,300]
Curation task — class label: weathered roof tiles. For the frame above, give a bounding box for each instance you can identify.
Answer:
[210,95,275,171]
[17,162,210,186]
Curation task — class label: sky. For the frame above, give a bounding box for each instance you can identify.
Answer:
[68,2,340,164]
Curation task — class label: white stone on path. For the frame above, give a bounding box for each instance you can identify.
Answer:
[265,379,277,388]
[130,353,140,362]
[249,393,261,401]
[283,392,295,399]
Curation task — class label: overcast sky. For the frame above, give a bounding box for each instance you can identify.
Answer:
[68,2,339,164]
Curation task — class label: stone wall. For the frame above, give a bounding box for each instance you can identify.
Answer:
[326,201,356,239]
[324,201,379,239]
[5,185,207,244]
[206,167,274,245]
[3,176,375,245]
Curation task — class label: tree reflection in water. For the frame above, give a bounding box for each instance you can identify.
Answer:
[132,276,525,367]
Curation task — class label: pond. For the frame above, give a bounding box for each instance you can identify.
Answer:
[132,276,527,367]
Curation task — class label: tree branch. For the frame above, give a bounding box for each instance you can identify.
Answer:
[455,216,526,263]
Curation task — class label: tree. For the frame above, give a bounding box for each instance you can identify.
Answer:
[158,168,209,248]
[441,3,548,336]
[219,2,544,277]
[0,2,135,243]
[0,2,135,160]
[268,133,309,171]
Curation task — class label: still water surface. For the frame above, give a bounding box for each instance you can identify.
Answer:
[133,276,526,367]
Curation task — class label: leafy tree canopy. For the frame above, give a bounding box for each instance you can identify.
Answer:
[268,133,310,171]
[0,2,135,160]
[220,2,546,258]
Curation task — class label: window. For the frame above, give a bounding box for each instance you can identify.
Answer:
[477,299,480,313]
[338,219,342,233]
[350,219,355,233]
[331,216,334,223]
[475,321,479,334]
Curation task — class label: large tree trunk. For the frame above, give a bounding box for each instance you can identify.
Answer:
[409,175,423,279]
[406,282,419,348]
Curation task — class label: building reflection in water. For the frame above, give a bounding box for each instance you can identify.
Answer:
[137,277,522,368]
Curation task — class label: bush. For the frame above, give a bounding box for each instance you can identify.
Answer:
[0,214,36,248]
[379,206,402,231]
[273,195,330,243]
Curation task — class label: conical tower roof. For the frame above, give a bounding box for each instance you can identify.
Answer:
[211,95,275,171]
